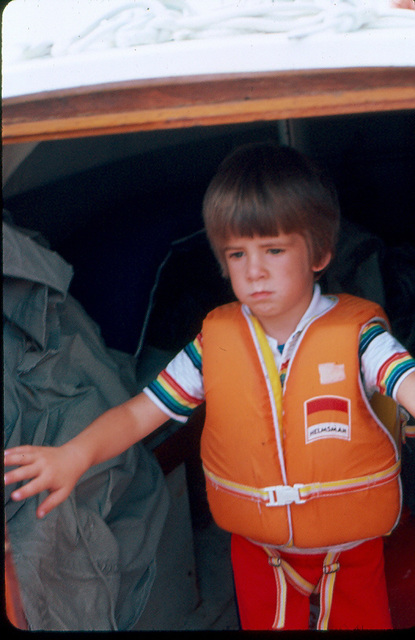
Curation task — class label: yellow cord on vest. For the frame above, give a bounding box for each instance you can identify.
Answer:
[250,315,284,441]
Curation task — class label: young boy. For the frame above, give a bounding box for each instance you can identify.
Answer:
[5,144,415,631]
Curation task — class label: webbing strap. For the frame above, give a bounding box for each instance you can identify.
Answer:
[317,551,341,630]
[404,425,415,440]
[264,547,341,630]
[267,549,315,596]
[250,315,283,439]
[266,554,287,629]
[203,459,401,506]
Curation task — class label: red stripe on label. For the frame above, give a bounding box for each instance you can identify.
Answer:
[307,397,348,415]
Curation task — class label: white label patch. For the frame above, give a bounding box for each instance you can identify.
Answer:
[304,396,351,443]
[318,362,346,385]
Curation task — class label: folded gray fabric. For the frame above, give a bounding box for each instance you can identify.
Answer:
[3,220,169,630]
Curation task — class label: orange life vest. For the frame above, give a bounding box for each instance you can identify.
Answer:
[201,294,402,550]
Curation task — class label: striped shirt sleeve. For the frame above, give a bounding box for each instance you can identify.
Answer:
[359,323,415,400]
[143,333,205,423]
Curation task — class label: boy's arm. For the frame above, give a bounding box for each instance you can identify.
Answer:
[396,370,415,418]
[4,392,168,518]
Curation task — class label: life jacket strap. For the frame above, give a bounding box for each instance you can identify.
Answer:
[403,424,415,441]
[203,459,401,506]
[317,551,341,630]
[264,547,341,630]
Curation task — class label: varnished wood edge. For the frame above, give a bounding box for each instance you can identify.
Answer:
[3,67,415,143]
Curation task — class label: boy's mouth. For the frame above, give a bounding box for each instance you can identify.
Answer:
[250,290,272,299]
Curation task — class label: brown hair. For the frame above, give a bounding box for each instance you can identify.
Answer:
[203,143,340,275]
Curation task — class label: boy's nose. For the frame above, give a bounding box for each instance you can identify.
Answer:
[246,255,266,280]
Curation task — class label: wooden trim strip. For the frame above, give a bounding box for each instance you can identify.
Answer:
[3,67,415,143]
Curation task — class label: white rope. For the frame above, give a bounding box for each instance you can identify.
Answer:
[14,0,415,60]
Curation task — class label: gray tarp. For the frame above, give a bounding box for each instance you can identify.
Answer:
[3,220,169,631]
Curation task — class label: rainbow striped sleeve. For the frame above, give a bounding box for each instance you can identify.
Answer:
[145,333,204,421]
[360,322,415,398]
[359,322,387,356]
[183,335,203,373]
[375,352,415,398]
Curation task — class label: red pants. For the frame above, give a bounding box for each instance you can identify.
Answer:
[231,534,392,630]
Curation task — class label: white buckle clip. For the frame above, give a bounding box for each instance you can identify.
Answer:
[264,484,305,506]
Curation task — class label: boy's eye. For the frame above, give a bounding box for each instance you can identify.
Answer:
[228,251,244,259]
[268,248,283,255]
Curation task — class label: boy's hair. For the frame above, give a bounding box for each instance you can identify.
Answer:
[202,142,340,275]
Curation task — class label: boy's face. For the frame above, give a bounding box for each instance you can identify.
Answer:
[223,232,331,343]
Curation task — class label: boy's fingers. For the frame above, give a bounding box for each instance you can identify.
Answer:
[10,475,51,501]
[4,447,38,466]
[5,464,39,486]
[37,488,69,519]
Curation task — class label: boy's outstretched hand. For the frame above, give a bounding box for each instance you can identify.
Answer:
[4,442,89,519]
[4,393,169,520]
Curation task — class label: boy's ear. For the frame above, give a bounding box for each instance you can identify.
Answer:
[312,251,332,275]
